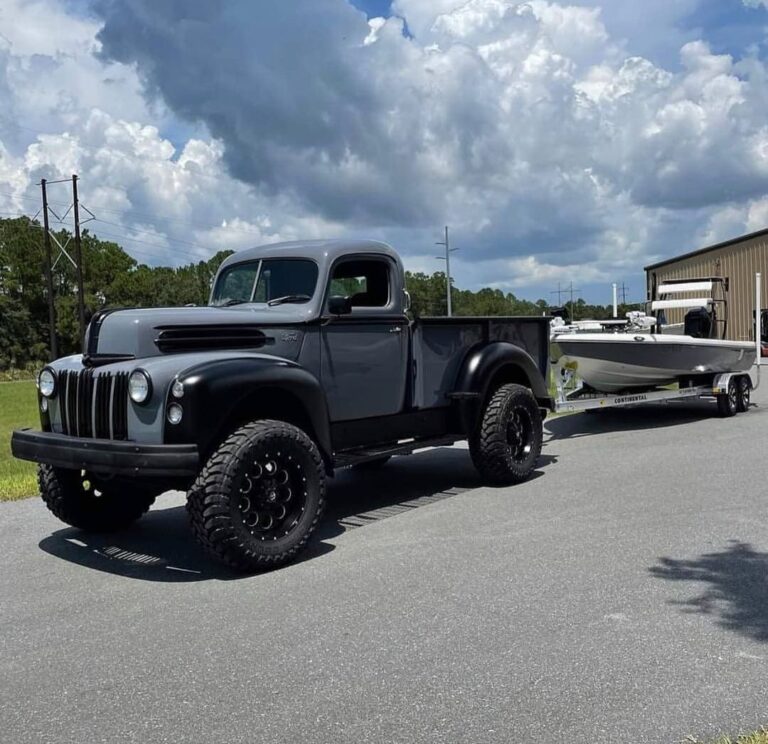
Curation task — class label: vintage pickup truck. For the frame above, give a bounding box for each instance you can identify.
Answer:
[12,239,552,571]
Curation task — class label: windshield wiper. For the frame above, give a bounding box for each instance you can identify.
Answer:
[219,299,250,307]
[267,294,311,307]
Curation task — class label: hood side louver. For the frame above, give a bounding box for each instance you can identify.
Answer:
[154,325,273,353]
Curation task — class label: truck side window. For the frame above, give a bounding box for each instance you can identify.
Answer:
[329,260,390,307]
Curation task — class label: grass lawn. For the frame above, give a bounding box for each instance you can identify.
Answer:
[0,380,39,501]
[691,730,768,744]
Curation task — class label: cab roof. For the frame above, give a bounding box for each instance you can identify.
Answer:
[218,239,401,272]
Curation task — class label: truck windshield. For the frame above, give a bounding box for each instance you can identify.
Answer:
[211,259,318,307]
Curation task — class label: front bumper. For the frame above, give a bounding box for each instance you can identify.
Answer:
[11,430,199,478]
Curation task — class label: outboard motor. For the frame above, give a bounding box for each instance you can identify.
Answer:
[684,306,713,338]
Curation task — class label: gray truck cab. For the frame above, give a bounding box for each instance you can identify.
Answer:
[208,239,412,421]
[13,239,552,572]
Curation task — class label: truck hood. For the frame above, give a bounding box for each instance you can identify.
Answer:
[89,305,314,361]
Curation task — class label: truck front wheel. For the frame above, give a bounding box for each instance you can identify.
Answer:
[187,420,326,572]
[38,465,158,532]
[470,383,543,485]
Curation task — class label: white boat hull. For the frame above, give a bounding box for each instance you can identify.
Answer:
[552,333,756,393]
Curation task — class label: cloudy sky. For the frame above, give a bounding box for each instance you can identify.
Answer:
[2,0,768,303]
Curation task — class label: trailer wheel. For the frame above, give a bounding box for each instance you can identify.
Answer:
[470,383,543,485]
[38,465,158,532]
[187,419,325,572]
[716,379,739,418]
[736,376,751,413]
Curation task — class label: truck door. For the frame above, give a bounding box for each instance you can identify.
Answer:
[321,257,409,421]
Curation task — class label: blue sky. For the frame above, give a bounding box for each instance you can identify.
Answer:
[351,0,393,18]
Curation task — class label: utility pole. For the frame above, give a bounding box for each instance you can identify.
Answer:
[72,174,86,346]
[569,282,580,323]
[40,179,58,360]
[550,282,565,305]
[551,281,579,321]
[435,225,458,316]
[38,174,94,355]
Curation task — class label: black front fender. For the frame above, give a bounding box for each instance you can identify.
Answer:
[164,357,332,464]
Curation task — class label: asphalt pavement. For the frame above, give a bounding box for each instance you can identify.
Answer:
[2,388,768,743]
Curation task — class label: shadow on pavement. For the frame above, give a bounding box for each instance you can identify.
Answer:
[39,445,554,582]
[650,541,768,642]
[546,399,723,440]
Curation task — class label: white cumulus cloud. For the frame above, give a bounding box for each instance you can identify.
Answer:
[1,0,768,302]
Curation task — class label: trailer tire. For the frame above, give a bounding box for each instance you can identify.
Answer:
[716,379,739,418]
[187,419,325,573]
[736,376,751,413]
[470,383,543,486]
[38,465,157,532]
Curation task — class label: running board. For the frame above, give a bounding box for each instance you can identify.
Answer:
[334,436,458,469]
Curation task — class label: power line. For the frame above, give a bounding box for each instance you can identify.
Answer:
[24,225,210,263]
[550,281,581,321]
[22,221,208,264]
[91,218,214,252]
[0,188,267,240]
[89,228,207,261]
[25,206,210,260]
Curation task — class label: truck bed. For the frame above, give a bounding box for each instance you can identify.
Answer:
[412,316,550,408]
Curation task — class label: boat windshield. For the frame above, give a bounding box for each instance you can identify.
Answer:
[211,259,318,307]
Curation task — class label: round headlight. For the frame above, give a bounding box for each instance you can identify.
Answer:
[38,368,57,398]
[128,369,152,404]
[167,403,183,425]
[171,379,185,399]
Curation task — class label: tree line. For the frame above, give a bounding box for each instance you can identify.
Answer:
[0,216,635,369]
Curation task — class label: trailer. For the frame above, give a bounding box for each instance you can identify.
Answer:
[552,273,764,418]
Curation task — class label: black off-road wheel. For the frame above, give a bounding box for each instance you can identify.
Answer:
[716,379,739,418]
[470,383,543,486]
[736,376,751,413]
[187,420,326,573]
[38,465,158,532]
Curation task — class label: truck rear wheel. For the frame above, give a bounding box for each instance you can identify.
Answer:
[187,420,326,572]
[470,383,543,485]
[38,465,158,532]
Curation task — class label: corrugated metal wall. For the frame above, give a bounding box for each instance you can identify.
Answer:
[646,234,768,341]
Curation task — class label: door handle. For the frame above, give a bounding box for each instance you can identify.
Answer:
[389,326,402,333]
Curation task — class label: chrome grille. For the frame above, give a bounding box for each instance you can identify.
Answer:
[59,370,129,440]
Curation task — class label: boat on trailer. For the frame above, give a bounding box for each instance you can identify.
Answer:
[552,277,756,393]
[550,275,763,418]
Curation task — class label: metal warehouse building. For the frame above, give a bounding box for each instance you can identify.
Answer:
[645,228,768,342]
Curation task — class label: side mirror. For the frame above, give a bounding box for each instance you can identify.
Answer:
[328,295,352,315]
